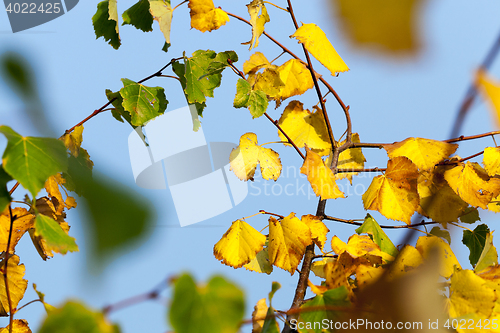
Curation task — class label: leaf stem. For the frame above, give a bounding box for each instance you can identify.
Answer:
[259,210,284,219]
[264,1,289,12]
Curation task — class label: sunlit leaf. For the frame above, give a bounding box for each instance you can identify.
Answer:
[0,208,34,253]
[355,214,398,258]
[416,236,460,278]
[149,0,173,44]
[170,274,244,333]
[463,224,489,267]
[214,219,266,268]
[122,0,153,32]
[384,137,458,170]
[301,214,329,251]
[244,246,273,274]
[119,78,168,127]
[273,59,314,105]
[252,68,284,99]
[188,0,229,32]
[38,300,120,333]
[332,0,423,54]
[331,234,392,262]
[0,319,31,333]
[290,23,349,75]
[310,257,335,279]
[336,133,366,184]
[251,298,268,333]
[205,51,238,76]
[92,0,121,49]
[229,133,281,181]
[386,244,423,279]
[244,0,270,50]
[362,156,419,223]
[355,264,384,290]
[34,214,78,256]
[429,226,451,245]
[0,255,27,316]
[483,147,500,177]
[0,126,67,197]
[243,52,272,75]
[444,162,500,209]
[233,79,268,118]
[475,233,498,273]
[300,147,345,199]
[60,126,83,158]
[268,214,312,274]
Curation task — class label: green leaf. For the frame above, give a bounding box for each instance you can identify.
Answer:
[269,281,281,304]
[0,52,36,100]
[233,78,268,118]
[261,306,280,333]
[430,226,451,245]
[170,274,245,333]
[119,78,168,127]
[182,50,222,104]
[355,214,398,257]
[122,0,153,32]
[463,224,489,267]
[34,214,78,255]
[475,232,498,272]
[204,51,239,77]
[62,148,94,196]
[0,126,67,197]
[33,284,57,314]
[0,166,12,213]
[38,301,120,333]
[149,0,173,44]
[105,89,134,127]
[80,173,153,261]
[460,207,481,224]
[172,60,207,122]
[92,0,121,49]
[297,287,350,333]
[162,42,171,53]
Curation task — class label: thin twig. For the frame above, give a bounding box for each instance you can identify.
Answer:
[321,215,441,229]
[259,210,284,219]
[264,113,305,159]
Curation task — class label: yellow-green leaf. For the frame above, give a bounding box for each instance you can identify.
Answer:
[149,0,173,44]
[475,232,498,273]
[384,137,458,170]
[213,219,266,268]
[268,214,312,274]
[34,214,78,255]
[244,246,273,274]
[290,23,349,76]
[61,125,83,158]
[301,147,345,199]
[229,133,281,181]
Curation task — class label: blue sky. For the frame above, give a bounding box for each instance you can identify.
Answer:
[2,0,500,332]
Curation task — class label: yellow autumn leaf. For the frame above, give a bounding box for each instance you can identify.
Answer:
[188,0,229,32]
[476,70,500,129]
[268,214,312,274]
[332,0,423,53]
[417,168,468,223]
[213,219,266,268]
[244,246,273,274]
[61,125,83,157]
[290,23,349,76]
[416,236,460,279]
[484,147,500,177]
[252,68,284,99]
[362,156,419,223]
[149,0,173,44]
[310,257,335,279]
[386,245,424,280]
[301,147,345,199]
[331,234,392,262]
[336,133,366,184]
[324,251,370,293]
[355,264,384,290]
[475,233,498,273]
[489,193,500,213]
[243,52,272,75]
[251,298,268,333]
[0,255,28,316]
[0,319,31,333]
[0,208,34,253]
[307,279,329,295]
[301,214,329,251]
[278,101,331,155]
[243,0,269,50]
[448,269,496,319]
[384,137,458,170]
[444,162,500,209]
[275,59,314,103]
[229,133,282,181]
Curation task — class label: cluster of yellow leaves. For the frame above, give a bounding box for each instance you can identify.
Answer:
[188,0,229,33]
[214,213,329,275]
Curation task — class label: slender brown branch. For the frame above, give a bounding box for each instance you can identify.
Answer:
[3,206,15,333]
[445,130,500,143]
[450,28,500,138]
[227,59,246,79]
[264,113,305,159]
[259,210,284,219]
[16,299,42,312]
[351,142,386,149]
[172,0,187,11]
[321,215,441,229]
[336,167,386,173]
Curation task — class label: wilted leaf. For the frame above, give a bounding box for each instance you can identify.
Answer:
[229,133,281,181]
[214,219,266,268]
[170,274,244,333]
[0,126,67,198]
[38,300,119,333]
[278,101,331,155]
[244,0,270,50]
[188,0,229,32]
[362,156,419,223]
[119,78,168,127]
[290,23,349,75]
[0,255,27,316]
[301,147,345,199]
[92,0,121,49]
[384,137,458,170]
[268,215,312,274]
